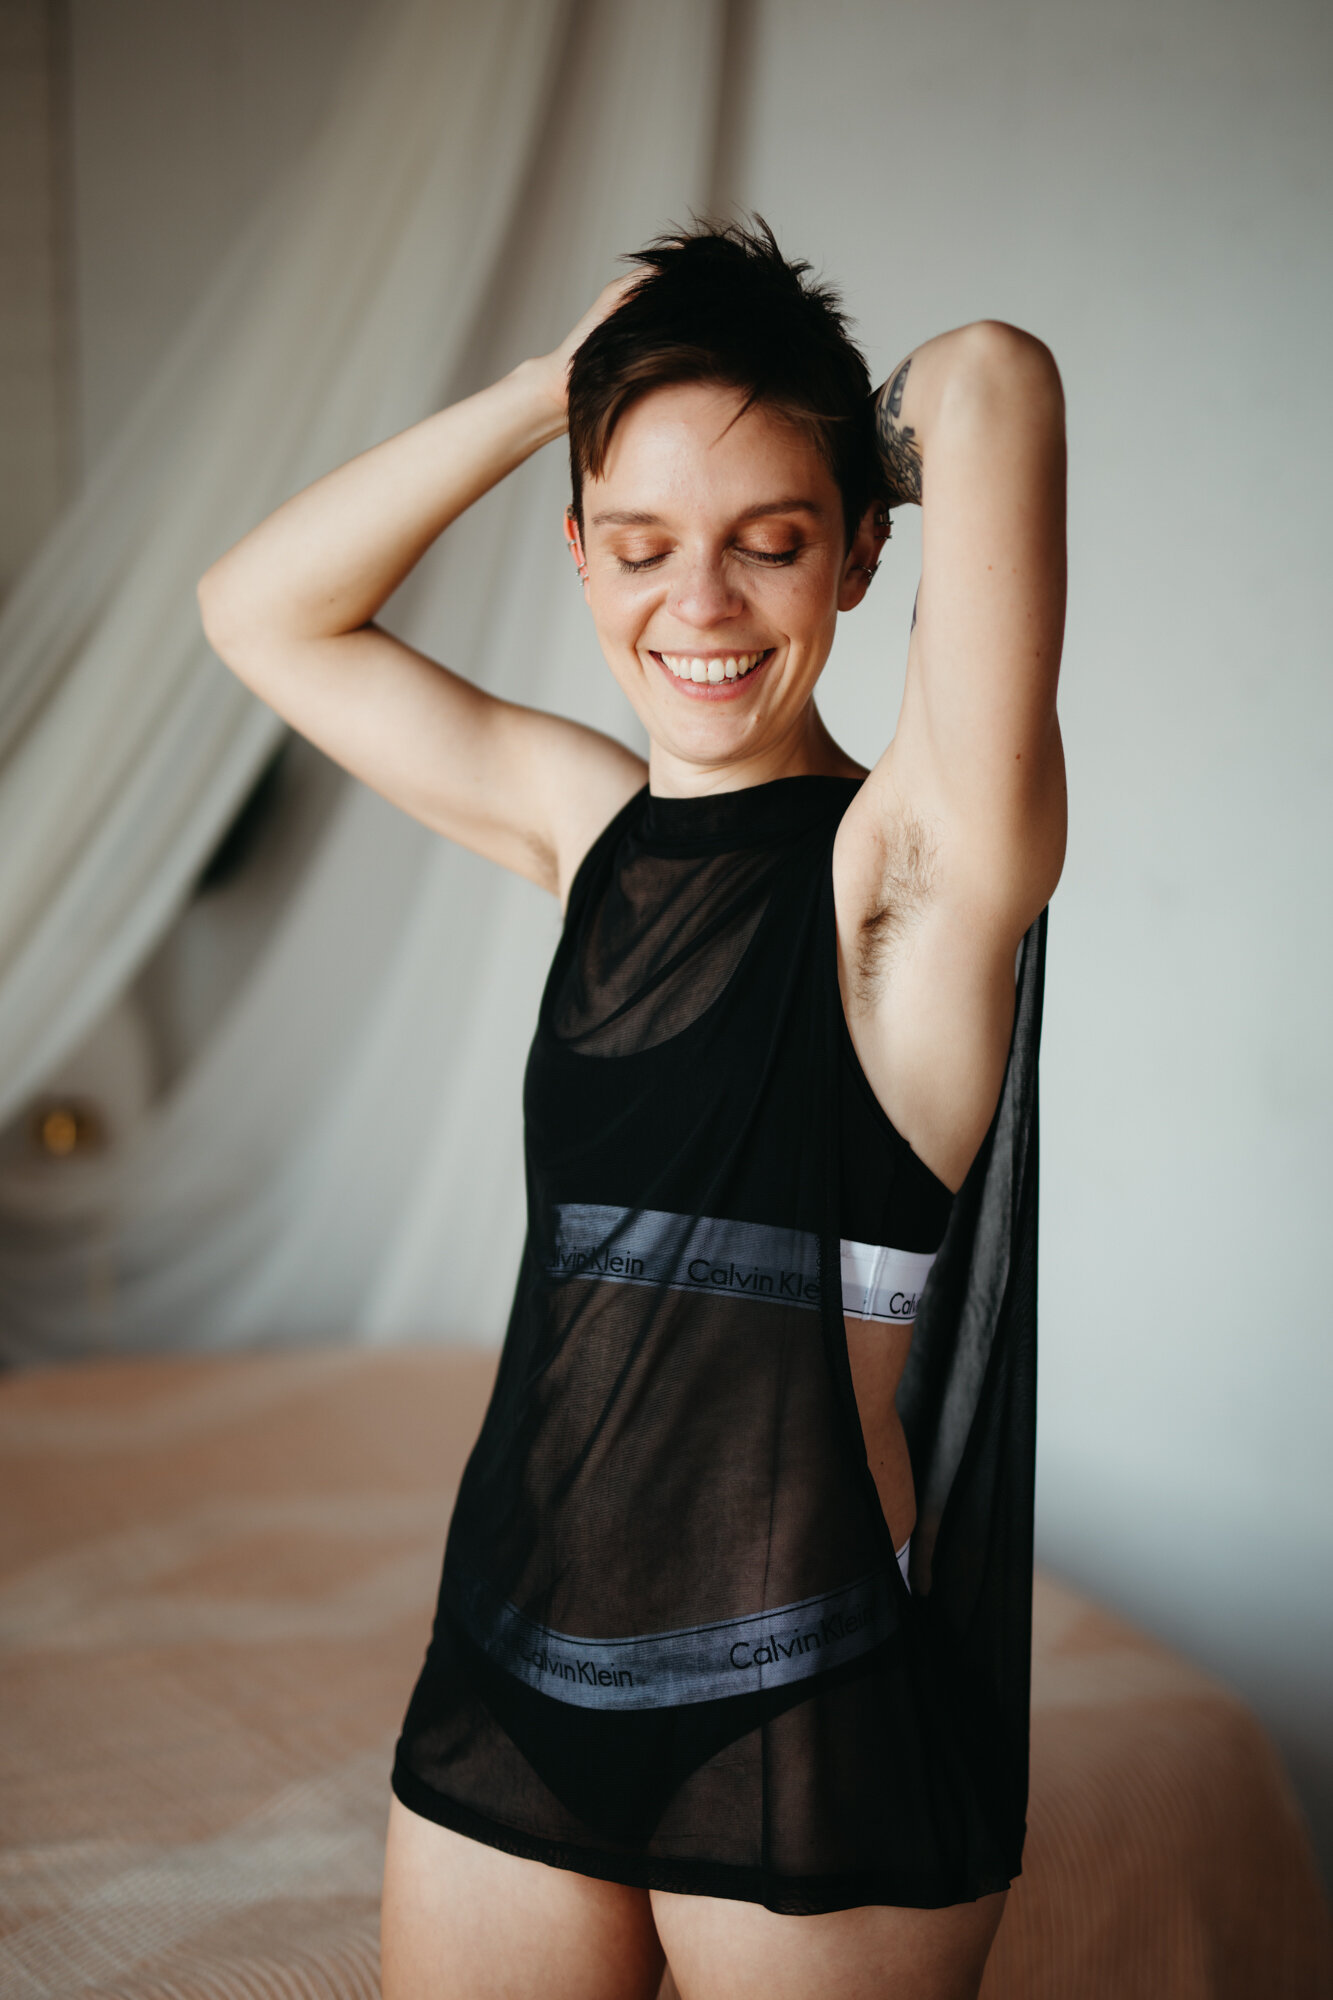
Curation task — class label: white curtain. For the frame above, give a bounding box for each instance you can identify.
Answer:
[0,0,725,1359]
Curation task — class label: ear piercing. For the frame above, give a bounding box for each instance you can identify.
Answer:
[564,530,589,582]
[858,504,892,578]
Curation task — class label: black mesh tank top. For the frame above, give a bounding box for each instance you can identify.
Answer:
[393,774,1047,1914]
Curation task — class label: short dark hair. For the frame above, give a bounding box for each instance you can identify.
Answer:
[567,218,878,548]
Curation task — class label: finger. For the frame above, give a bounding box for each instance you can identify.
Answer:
[560,273,642,362]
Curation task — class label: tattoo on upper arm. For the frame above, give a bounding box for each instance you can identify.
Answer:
[874,357,923,507]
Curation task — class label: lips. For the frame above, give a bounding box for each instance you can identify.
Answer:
[649,649,775,697]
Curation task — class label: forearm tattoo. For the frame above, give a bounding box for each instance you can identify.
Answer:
[874,358,923,506]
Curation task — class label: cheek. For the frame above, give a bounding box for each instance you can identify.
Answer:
[586,590,652,668]
[768,565,841,635]
[589,578,661,640]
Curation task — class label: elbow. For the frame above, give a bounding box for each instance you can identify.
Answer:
[197,558,262,672]
[196,561,234,658]
[954,321,1065,428]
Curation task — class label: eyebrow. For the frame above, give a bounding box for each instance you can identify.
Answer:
[588,498,827,528]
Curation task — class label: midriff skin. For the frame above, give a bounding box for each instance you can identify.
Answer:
[844,1316,916,1550]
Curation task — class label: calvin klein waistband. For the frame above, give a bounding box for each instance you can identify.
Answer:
[446,1559,899,1711]
[545,1203,937,1326]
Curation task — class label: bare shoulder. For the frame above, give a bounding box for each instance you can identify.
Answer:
[522,706,647,914]
[440,690,645,908]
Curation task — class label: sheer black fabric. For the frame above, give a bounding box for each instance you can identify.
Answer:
[392,775,1046,1913]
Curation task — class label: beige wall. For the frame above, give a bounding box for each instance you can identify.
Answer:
[728,0,1333,1879]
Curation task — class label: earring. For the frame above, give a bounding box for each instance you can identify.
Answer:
[859,562,880,581]
[564,534,588,582]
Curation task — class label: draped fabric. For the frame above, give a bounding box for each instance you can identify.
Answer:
[393,776,1046,1910]
[0,0,725,1358]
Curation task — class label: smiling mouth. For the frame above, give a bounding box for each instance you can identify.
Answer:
[650,649,774,688]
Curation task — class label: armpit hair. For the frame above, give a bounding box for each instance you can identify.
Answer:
[854,809,937,996]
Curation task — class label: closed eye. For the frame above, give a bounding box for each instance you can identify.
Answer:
[614,545,803,575]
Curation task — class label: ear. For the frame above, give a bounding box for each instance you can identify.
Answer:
[836,502,891,611]
[563,507,589,591]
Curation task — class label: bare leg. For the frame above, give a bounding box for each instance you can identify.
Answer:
[382,1796,666,2000]
[651,1886,1007,2000]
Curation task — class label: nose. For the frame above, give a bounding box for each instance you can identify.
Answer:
[667,552,746,631]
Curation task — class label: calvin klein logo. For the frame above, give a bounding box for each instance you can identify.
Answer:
[551,1245,646,1279]
[686,1257,819,1303]
[517,1639,634,1690]
[728,1598,875,1671]
[545,1204,823,1312]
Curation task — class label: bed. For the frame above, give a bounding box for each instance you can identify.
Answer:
[1,1348,1328,1998]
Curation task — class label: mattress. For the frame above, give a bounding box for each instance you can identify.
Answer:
[0,1348,1328,1998]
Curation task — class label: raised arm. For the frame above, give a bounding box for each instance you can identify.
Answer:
[835,321,1066,1188]
[197,280,647,901]
[863,320,1067,931]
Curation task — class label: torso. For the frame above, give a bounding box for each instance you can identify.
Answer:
[554,761,975,1555]
[394,766,1045,1906]
[591,755,1019,1548]
[555,748,1017,1201]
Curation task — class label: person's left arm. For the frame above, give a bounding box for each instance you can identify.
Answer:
[864,319,1067,930]
[836,321,1066,1186]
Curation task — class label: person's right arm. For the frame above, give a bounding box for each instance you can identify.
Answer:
[197,288,646,905]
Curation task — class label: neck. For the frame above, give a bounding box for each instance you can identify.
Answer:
[646,704,866,799]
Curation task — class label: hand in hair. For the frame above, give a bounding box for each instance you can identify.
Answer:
[537,275,645,425]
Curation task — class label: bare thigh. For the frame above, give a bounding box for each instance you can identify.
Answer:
[651,1886,1008,2000]
[381,1796,665,2000]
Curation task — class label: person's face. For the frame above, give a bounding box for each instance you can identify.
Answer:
[568,382,875,775]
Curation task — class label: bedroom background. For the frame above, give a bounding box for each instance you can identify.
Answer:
[2,0,1329,1894]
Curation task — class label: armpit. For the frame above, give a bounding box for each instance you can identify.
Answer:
[854,810,937,999]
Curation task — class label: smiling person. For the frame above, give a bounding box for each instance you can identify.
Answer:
[198,221,1066,2000]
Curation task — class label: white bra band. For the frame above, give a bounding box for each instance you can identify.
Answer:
[840,1239,938,1326]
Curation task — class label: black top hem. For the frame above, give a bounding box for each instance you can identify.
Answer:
[390,1758,1018,1916]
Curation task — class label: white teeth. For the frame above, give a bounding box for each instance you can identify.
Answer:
[659,650,765,682]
